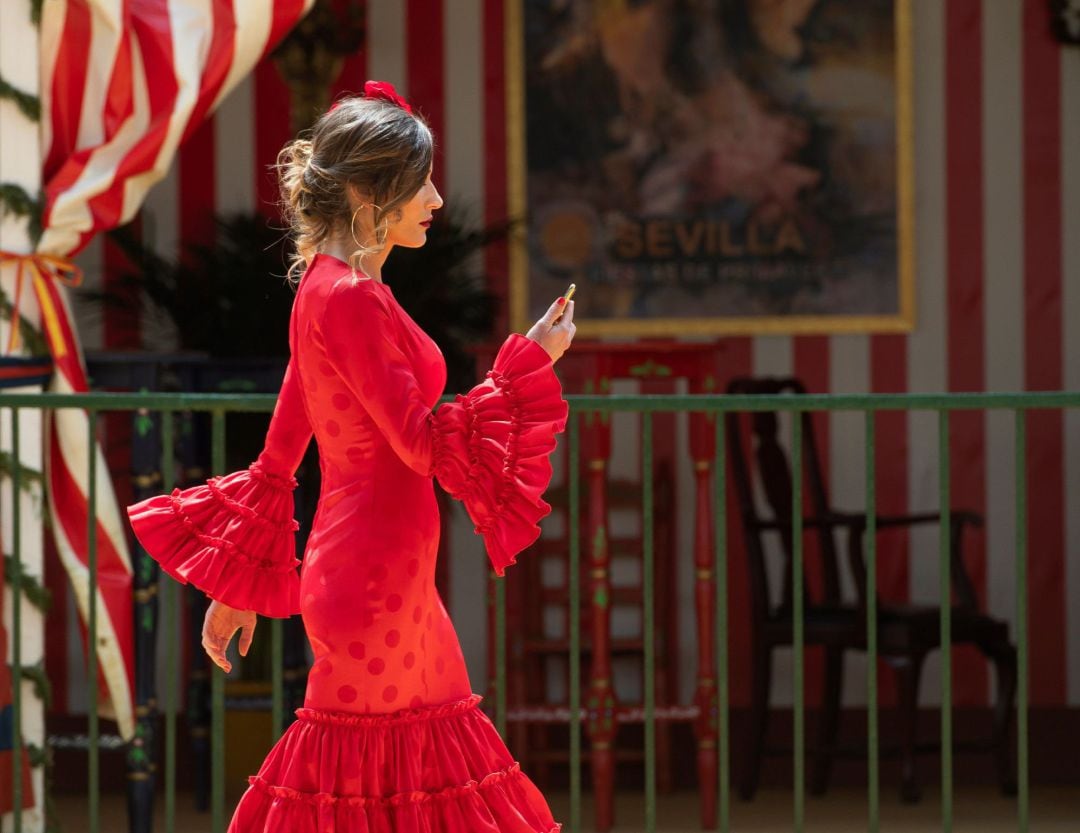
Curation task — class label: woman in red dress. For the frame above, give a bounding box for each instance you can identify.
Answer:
[127,81,574,832]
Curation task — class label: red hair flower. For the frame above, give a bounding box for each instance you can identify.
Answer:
[362,80,413,114]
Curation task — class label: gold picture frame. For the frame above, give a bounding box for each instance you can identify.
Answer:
[506,0,915,337]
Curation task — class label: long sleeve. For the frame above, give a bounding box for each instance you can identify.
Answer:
[126,360,312,617]
[322,282,568,575]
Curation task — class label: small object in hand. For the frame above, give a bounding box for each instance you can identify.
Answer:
[555,283,576,321]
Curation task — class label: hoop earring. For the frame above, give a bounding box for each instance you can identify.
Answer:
[350,202,384,250]
[350,204,367,249]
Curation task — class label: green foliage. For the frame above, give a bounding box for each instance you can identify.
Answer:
[0,183,43,245]
[103,215,296,358]
[30,0,43,26]
[0,184,38,217]
[3,555,52,612]
[102,207,504,391]
[27,741,61,833]
[0,286,50,357]
[0,451,50,530]
[10,661,51,708]
[0,75,41,121]
[0,452,43,489]
[26,742,46,768]
[0,450,49,526]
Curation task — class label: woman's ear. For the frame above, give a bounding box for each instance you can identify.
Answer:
[346,183,369,211]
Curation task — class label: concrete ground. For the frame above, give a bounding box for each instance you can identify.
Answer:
[55,786,1079,832]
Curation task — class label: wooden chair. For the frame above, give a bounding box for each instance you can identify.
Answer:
[726,377,1017,803]
[474,338,731,830]
[504,461,683,796]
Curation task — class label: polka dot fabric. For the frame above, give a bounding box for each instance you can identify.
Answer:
[126,254,566,832]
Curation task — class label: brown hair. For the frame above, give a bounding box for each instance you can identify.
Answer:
[276,96,433,281]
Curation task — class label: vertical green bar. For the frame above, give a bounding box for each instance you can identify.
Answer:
[87,409,100,833]
[568,414,582,833]
[791,412,804,833]
[162,410,177,833]
[938,411,952,833]
[1014,410,1029,833]
[211,410,226,833]
[495,565,506,739]
[715,414,730,833]
[865,411,879,833]
[11,409,22,833]
[272,618,284,739]
[642,413,656,832]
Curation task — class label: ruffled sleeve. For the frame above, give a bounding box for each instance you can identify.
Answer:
[321,282,567,575]
[431,335,568,575]
[126,360,311,617]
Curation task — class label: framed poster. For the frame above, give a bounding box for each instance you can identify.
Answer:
[507,0,914,337]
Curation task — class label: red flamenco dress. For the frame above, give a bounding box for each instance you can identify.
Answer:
[127,253,567,832]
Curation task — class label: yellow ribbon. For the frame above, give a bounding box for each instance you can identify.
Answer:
[0,251,83,355]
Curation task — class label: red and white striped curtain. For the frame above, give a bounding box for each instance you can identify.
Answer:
[35,0,314,739]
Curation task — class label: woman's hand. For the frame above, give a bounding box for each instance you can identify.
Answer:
[526,297,576,363]
[202,599,256,674]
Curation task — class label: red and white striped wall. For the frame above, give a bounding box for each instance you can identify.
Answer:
[61,0,1080,715]
[741,0,1079,711]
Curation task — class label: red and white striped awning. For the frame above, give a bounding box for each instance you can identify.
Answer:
[35,0,314,740]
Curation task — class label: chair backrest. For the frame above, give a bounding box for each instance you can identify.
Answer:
[724,377,842,622]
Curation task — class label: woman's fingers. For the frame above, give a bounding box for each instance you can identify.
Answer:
[552,300,575,351]
[524,296,576,362]
[543,296,567,327]
[238,618,256,657]
[202,607,239,673]
[201,631,231,673]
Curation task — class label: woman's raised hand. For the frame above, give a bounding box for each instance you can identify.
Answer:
[202,598,256,674]
[526,297,576,363]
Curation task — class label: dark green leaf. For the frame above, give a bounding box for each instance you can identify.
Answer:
[0,74,41,121]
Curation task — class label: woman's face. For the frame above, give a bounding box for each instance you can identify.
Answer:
[386,170,443,248]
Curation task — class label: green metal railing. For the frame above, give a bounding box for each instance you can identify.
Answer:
[1,393,279,833]
[547,392,1065,833]
[1,389,1074,833]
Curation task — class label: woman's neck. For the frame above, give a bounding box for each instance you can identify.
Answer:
[319,234,392,282]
